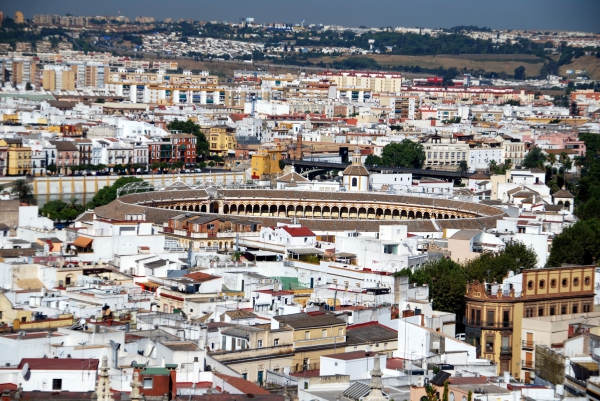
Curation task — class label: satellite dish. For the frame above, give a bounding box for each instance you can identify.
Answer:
[21,363,30,381]
[79,318,86,327]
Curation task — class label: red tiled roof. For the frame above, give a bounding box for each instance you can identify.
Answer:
[18,358,99,371]
[386,358,405,370]
[214,373,270,395]
[279,226,316,237]
[183,272,221,282]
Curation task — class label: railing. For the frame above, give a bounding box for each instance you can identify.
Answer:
[294,335,345,348]
[289,362,319,373]
[210,345,294,362]
[462,318,512,329]
[521,360,534,369]
[522,340,534,349]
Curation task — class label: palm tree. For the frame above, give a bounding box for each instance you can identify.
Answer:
[559,151,572,173]
[67,197,81,211]
[11,179,37,205]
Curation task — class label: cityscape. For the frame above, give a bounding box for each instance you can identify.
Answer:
[0,5,599,401]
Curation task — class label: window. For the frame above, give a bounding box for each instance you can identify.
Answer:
[562,278,568,287]
[322,329,327,338]
[583,304,591,313]
[585,276,591,286]
[572,305,578,314]
[551,279,557,288]
[274,338,279,346]
[525,308,533,318]
[561,305,567,315]
[305,331,310,340]
[338,328,344,336]
[573,278,580,287]
[143,378,153,389]
[538,308,544,317]
[257,340,263,348]
[539,280,545,289]
[351,177,357,187]
[52,379,62,391]
[527,281,533,290]
[550,306,556,316]
[485,339,494,353]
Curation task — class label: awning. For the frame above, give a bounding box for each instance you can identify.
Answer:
[287,248,324,255]
[72,236,93,248]
[335,252,357,258]
[248,251,279,257]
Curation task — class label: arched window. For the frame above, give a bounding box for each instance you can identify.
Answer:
[539,280,545,289]
[351,177,358,187]
[585,276,591,286]
[573,277,580,287]
[527,280,533,290]
[562,278,568,287]
[449,393,455,401]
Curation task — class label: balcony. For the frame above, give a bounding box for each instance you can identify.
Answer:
[521,360,534,370]
[463,318,512,329]
[522,340,534,350]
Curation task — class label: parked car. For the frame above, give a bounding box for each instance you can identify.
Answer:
[455,333,466,341]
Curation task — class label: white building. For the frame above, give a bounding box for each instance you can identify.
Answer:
[342,149,370,192]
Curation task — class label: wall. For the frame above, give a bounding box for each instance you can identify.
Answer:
[0,172,246,196]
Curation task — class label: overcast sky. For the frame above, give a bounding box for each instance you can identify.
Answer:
[3,0,599,32]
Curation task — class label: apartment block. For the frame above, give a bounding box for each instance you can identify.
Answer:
[464,265,595,379]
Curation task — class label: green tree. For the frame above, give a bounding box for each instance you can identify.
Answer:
[10,179,37,205]
[380,140,425,168]
[278,159,286,170]
[457,160,468,173]
[396,258,466,320]
[546,219,600,266]
[365,155,383,166]
[46,163,57,175]
[442,381,449,401]
[463,242,537,283]
[523,146,547,169]
[424,384,439,401]
[514,65,526,80]
[467,391,472,401]
[90,177,148,207]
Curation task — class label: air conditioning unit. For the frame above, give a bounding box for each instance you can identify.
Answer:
[417,376,424,387]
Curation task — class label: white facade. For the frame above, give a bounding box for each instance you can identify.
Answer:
[468,147,505,170]
[320,352,389,381]
[369,172,412,191]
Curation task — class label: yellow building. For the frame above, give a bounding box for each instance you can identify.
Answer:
[251,144,283,179]
[464,265,595,380]
[273,312,347,373]
[0,138,32,176]
[208,125,237,157]
[42,69,75,91]
[14,11,25,24]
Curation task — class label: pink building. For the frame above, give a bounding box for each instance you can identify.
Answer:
[49,140,80,175]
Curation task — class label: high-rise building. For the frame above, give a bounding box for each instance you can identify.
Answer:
[0,11,5,26]
[42,66,75,91]
[14,11,24,24]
